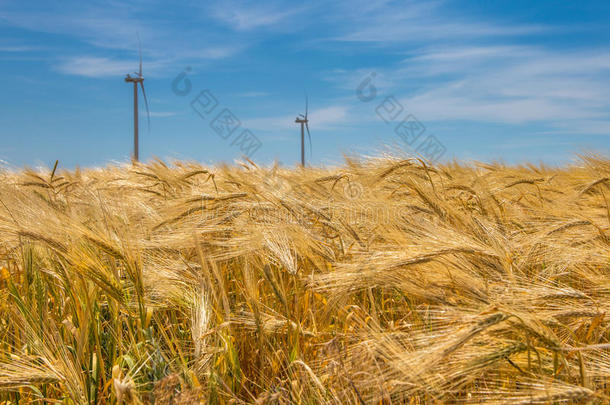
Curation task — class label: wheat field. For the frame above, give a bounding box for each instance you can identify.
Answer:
[0,155,608,404]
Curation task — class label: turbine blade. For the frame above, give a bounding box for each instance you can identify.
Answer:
[305,121,312,158]
[140,81,151,130]
[137,32,142,76]
[305,92,308,118]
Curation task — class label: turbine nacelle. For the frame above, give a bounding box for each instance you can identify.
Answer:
[124,73,144,83]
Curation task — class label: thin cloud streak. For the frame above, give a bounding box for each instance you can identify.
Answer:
[330,1,548,43]
[0,1,246,77]
[400,47,610,124]
[246,106,349,132]
[147,111,178,118]
[322,45,610,137]
[207,1,310,31]
[55,57,136,78]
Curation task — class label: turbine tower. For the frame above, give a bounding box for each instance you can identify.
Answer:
[295,95,312,166]
[124,38,150,162]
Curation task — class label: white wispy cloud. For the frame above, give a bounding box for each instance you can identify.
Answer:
[324,44,610,137]
[247,105,349,131]
[208,1,307,31]
[55,57,136,78]
[0,2,150,51]
[53,54,173,78]
[541,120,610,136]
[330,0,547,43]
[309,106,349,127]
[398,47,610,125]
[0,1,245,77]
[147,111,178,118]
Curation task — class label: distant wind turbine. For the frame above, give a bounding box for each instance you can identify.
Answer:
[124,37,150,162]
[295,95,312,166]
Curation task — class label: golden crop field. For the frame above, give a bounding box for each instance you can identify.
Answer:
[0,155,608,404]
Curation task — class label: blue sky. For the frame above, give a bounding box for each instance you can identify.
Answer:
[0,0,609,168]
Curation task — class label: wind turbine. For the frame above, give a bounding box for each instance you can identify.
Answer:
[295,95,312,166]
[124,38,150,162]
